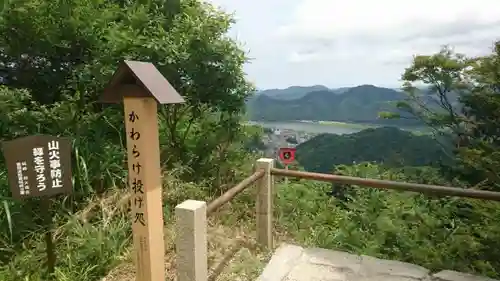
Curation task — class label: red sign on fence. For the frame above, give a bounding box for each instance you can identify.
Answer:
[278,147,296,165]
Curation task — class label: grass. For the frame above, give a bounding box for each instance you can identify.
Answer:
[0,174,279,281]
[3,162,500,281]
[103,174,290,281]
[0,190,132,281]
[0,139,286,281]
[104,219,274,281]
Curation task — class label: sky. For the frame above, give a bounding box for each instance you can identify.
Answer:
[204,0,500,90]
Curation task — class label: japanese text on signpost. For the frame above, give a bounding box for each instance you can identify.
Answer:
[3,135,72,199]
[16,161,29,195]
[128,111,146,227]
[48,140,63,189]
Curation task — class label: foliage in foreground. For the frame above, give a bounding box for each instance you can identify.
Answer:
[2,162,500,280]
[276,163,500,278]
[0,160,258,281]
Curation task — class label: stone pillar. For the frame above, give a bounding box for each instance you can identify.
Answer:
[175,200,208,281]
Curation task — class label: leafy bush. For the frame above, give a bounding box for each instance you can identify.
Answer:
[276,163,500,278]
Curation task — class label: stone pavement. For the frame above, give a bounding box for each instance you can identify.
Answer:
[256,244,499,281]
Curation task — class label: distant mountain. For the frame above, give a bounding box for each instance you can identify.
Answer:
[254,85,330,100]
[247,84,418,126]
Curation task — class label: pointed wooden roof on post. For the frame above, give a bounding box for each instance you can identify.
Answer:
[100,60,185,104]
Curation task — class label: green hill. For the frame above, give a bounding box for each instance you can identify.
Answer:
[296,127,451,173]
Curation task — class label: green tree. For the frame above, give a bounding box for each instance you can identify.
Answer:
[0,0,254,180]
[381,42,500,190]
[456,43,500,190]
[0,0,255,277]
[380,46,469,153]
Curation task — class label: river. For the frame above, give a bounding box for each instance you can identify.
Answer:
[249,121,366,135]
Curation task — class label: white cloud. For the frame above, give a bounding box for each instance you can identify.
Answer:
[277,0,500,64]
[203,0,500,88]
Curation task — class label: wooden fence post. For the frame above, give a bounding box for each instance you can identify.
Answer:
[256,158,274,249]
[175,200,208,281]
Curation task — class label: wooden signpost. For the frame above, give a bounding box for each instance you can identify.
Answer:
[2,135,73,276]
[278,147,296,184]
[101,60,185,281]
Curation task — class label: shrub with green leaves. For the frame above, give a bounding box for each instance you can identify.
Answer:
[276,163,500,278]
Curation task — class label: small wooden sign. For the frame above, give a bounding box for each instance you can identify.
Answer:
[101,60,185,281]
[2,135,73,199]
[278,147,296,165]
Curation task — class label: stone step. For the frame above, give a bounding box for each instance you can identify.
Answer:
[256,244,499,281]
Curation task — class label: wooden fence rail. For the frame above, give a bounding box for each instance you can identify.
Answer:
[270,168,500,201]
[206,170,265,215]
[174,158,500,281]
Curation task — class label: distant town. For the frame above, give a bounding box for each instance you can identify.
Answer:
[260,126,317,158]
